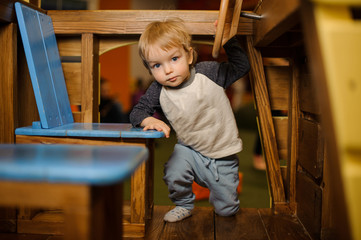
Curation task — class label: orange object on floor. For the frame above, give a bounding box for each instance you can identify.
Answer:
[192,172,243,200]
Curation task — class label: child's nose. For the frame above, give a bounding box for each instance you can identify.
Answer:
[164,63,173,74]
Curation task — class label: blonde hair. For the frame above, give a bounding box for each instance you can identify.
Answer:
[138,19,197,72]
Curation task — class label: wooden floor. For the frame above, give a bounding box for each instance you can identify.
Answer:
[0,206,312,240]
[143,206,312,240]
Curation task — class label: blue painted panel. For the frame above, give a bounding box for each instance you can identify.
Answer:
[64,123,165,138]
[66,123,121,138]
[0,144,148,185]
[15,3,73,129]
[15,123,164,138]
[15,3,59,128]
[38,13,73,125]
[120,127,165,138]
[15,126,68,136]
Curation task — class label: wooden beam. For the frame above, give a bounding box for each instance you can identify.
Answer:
[253,0,300,47]
[0,0,15,23]
[48,10,253,36]
[245,36,286,204]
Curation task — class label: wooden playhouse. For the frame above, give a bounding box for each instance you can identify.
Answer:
[1,0,360,239]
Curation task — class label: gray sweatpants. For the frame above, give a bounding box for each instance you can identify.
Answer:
[163,143,240,216]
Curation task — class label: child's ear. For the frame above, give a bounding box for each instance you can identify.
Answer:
[188,48,194,65]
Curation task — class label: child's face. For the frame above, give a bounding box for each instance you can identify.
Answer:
[146,45,193,87]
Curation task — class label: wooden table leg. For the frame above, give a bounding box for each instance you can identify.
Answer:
[64,184,123,240]
[131,162,146,224]
[130,139,155,223]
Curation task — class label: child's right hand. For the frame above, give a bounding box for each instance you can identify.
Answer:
[141,117,171,138]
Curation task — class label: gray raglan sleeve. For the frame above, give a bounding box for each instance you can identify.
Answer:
[129,81,163,127]
[196,36,250,89]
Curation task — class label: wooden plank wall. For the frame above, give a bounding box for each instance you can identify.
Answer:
[252,0,340,237]
[261,49,331,240]
[295,54,327,240]
[261,52,331,239]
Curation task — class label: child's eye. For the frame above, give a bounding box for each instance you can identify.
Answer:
[152,63,161,69]
[172,57,178,61]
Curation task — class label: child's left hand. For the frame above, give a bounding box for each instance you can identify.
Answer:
[141,116,171,138]
[213,20,233,46]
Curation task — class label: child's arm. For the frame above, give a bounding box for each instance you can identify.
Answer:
[195,37,250,90]
[129,81,171,138]
[217,36,250,89]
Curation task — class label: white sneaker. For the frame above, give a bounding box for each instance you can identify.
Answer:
[164,206,192,222]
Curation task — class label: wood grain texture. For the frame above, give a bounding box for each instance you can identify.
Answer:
[321,147,336,239]
[246,35,285,204]
[296,171,322,240]
[58,37,81,56]
[253,0,300,47]
[259,208,311,240]
[298,118,323,179]
[0,23,16,143]
[81,33,99,123]
[143,207,312,240]
[212,0,229,58]
[0,182,89,209]
[47,10,253,36]
[18,210,65,235]
[286,57,301,210]
[144,205,171,240]
[131,161,146,223]
[216,208,268,240]
[298,60,320,115]
[2,206,315,239]
[161,207,214,240]
[274,117,288,161]
[265,66,291,111]
[145,140,155,221]
[63,63,81,105]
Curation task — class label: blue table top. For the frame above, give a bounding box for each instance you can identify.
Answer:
[0,144,148,185]
[15,123,165,139]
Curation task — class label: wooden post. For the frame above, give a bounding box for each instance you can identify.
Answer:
[245,35,286,204]
[81,33,99,123]
[286,55,301,211]
[0,23,17,143]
